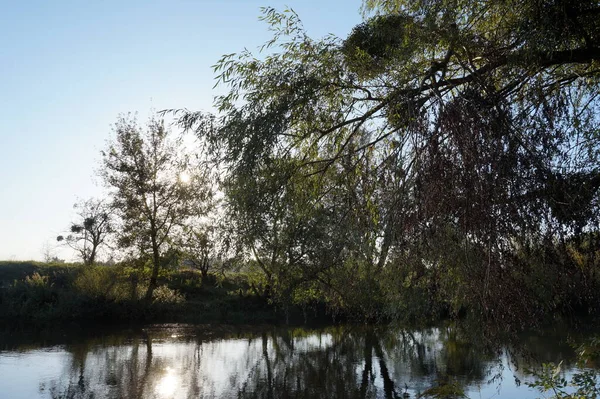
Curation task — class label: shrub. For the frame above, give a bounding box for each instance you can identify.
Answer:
[152,285,185,305]
[73,267,118,300]
[24,272,51,288]
[1,272,59,318]
[21,272,56,305]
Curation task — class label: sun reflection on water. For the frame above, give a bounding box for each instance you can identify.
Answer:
[155,366,179,398]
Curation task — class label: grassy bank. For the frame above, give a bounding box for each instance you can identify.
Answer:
[0,261,300,325]
[3,256,597,329]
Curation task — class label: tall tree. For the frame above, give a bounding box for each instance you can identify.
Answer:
[174,1,600,319]
[57,198,113,265]
[100,115,211,301]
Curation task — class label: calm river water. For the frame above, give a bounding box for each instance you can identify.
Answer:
[0,323,595,398]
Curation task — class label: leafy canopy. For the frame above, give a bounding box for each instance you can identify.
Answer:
[173,0,600,320]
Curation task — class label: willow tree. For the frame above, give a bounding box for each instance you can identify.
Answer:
[100,115,211,301]
[175,1,600,319]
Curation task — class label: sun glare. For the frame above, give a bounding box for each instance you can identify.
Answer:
[179,172,191,184]
[156,366,179,397]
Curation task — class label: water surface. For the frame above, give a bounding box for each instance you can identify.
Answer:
[0,323,593,398]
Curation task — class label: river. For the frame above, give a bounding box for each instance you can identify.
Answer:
[0,323,595,398]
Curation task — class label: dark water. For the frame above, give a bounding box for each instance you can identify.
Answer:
[0,323,594,398]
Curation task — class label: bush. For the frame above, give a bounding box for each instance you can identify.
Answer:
[0,272,59,319]
[152,285,185,305]
[73,267,118,300]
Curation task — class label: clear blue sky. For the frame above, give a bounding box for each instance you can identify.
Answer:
[0,0,363,261]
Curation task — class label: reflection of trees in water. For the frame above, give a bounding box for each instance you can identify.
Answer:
[238,330,371,398]
[235,327,496,399]
[41,325,580,399]
[48,332,162,399]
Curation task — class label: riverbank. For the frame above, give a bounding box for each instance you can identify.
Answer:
[0,261,296,325]
[1,261,597,330]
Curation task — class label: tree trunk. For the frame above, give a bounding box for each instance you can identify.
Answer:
[376,218,394,271]
[145,240,160,302]
[88,246,97,266]
[201,255,209,279]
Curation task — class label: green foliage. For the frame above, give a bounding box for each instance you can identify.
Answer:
[151,285,185,305]
[73,266,119,299]
[0,262,285,325]
[527,362,599,399]
[1,272,59,320]
[19,272,57,307]
[170,0,600,326]
[99,114,213,301]
[526,336,600,399]
[342,13,423,79]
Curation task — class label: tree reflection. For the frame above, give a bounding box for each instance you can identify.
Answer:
[38,324,582,399]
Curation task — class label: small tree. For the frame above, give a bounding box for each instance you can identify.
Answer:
[57,198,113,265]
[178,222,218,279]
[41,240,64,264]
[99,114,211,301]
